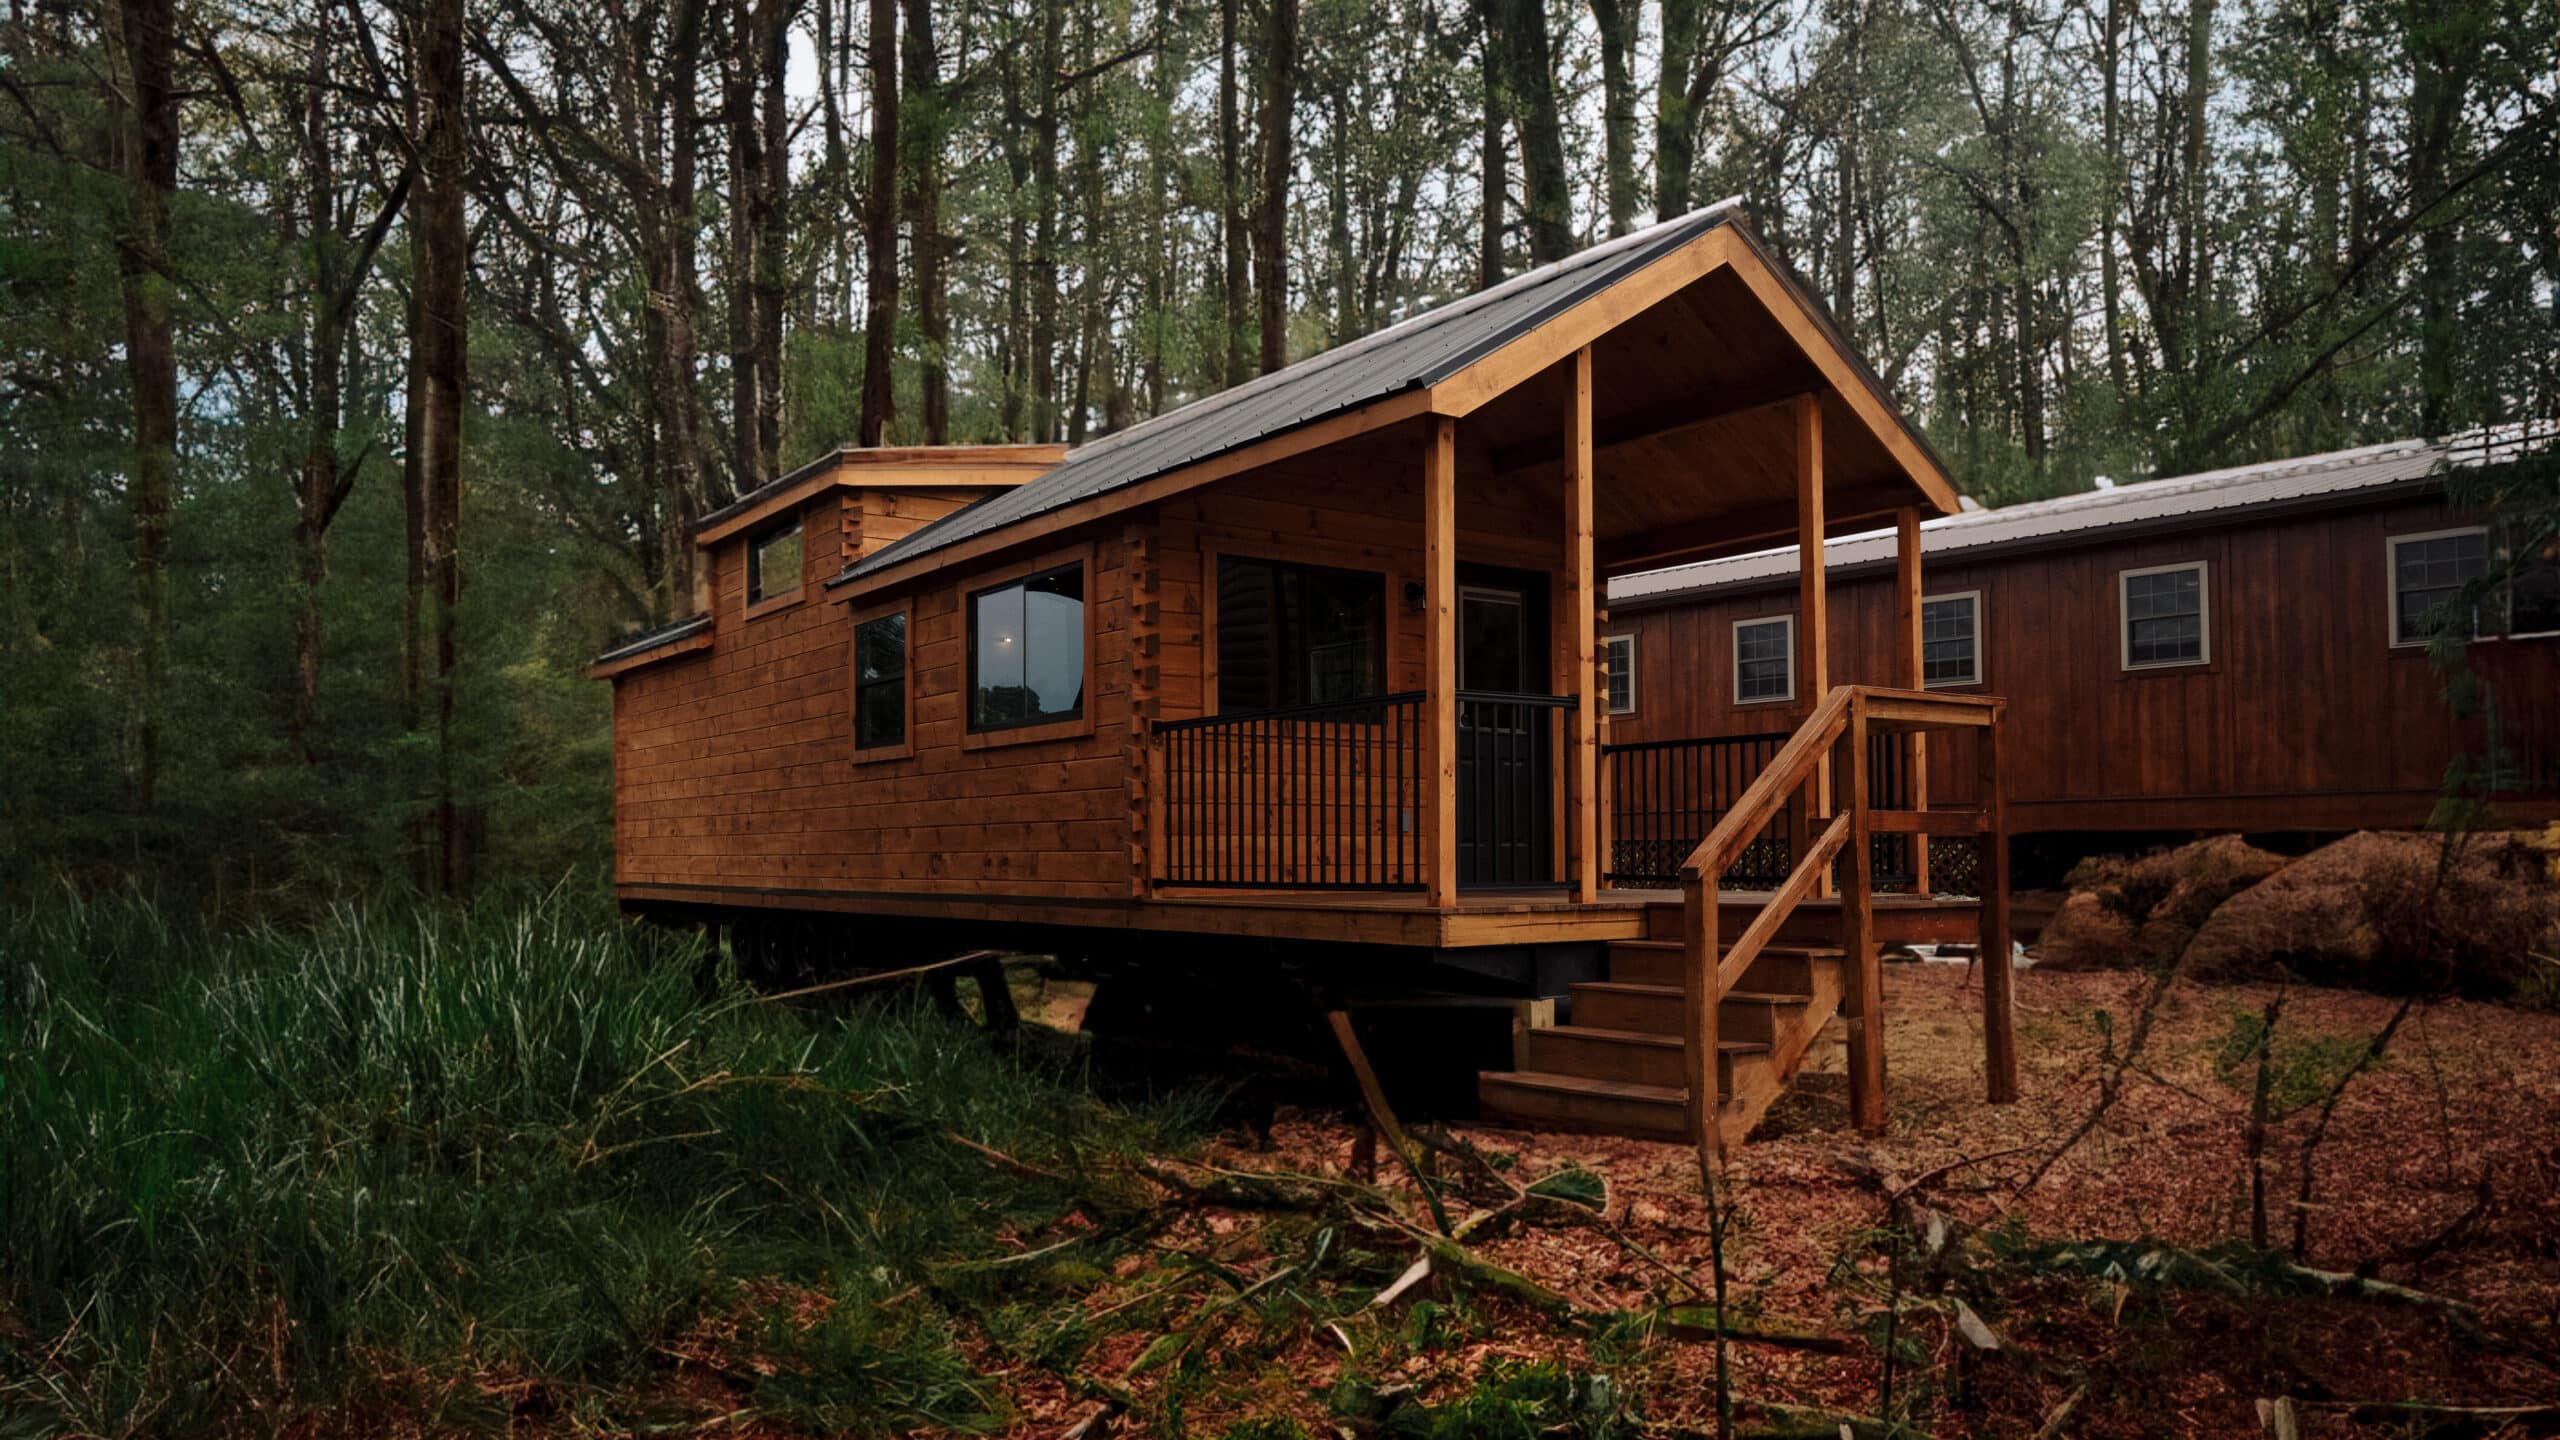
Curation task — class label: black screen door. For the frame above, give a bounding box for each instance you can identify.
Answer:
[1456,583,1554,887]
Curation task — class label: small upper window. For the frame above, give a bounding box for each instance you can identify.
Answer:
[854,610,908,750]
[2389,528,2489,647]
[970,562,1086,731]
[747,521,804,605]
[1921,591,1981,687]
[2120,562,2208,669]
[1603,634,1636,715]
[1733,616,1794,703]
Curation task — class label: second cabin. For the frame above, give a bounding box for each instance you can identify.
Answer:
[593,203,2020,1150]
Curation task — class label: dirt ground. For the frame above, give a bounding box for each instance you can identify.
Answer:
[992,963,2560,1440]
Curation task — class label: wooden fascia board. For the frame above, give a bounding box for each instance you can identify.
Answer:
[828,387,1437,602]
[1420,225,1740,419]
[697,473,845,546]
[585,627,714,679]
[697,457,1050,547]
[1711,233,1960,516]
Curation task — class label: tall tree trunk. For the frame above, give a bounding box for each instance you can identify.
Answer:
[658,1,711,605]
[857,0,899,444]
[1142,0,1176,414]
[295,9,349,764]
[900,0,948,441]
[999,30,1030,438]
[408,0,469,893]
[111,0,177,812]
[2404,0,2466,436]
[1030,0,1062,436]
[2179,0,2215,377]
[754,0,787,468]
[1327,82,1354,344]
[726,0,760,486]
[2098,0,2129,396]
[1476,0,1506,287]
[1253,0,1299,374]
[1218,0,1249,385]
[1589,0,1639,236]
[1488,0,1569,263]
[1655,0,1697,216]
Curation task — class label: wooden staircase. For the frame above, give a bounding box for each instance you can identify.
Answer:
[1476,686,2019,1153]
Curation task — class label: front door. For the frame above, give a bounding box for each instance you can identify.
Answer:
[1456,581,1555,887]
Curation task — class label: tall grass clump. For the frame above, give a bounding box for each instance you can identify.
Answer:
[0,892,1198,1436]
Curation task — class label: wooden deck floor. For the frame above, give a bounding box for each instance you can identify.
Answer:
[619,881,1984,951]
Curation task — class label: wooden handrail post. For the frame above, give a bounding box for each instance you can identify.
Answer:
[1894,507,1931,894]
[1563,347,1599,902]
[1979,702,2019,1102]
[1795,398,1831,893]
[1681,867,1721,1169]
[1843,692,1885,1132]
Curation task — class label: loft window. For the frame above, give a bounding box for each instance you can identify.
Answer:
[1732,616,1794,703]
[1603,634,1636,715]
[854,610,908,750]
[1214,555,1386,712]
[2388,528,2489,647]
[969,562,1085,731]
[747,521,803,605]
[2120,562,2208,668]
[1921,591,1982,687]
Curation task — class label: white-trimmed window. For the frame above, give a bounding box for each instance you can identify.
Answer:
[1602,634,1636,715]
[2119,562,2209,669]
[2387,527,2489,647]
[1732,616,1795,703]
[1920,590,1982,688]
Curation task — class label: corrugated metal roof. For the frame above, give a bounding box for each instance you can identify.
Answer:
[1608,423,2552,606]
[592,612,710,666]
[831,200,1748,586]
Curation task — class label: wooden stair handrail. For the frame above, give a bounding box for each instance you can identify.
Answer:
[1716,810,1850,996]
[1677,685,1853,883]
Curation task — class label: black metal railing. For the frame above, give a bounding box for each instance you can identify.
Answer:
[1456,691,1576,889]
[1601,728,1957,891]
[1601,731,1793,888]
[1155,692,1426,890]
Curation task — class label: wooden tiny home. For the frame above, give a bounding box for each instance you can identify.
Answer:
[594,205,2020,1150]
[1603,428,2560,857]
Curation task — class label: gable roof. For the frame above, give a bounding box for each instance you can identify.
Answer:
[827,201,1755,589]
[1608,422,2552,607]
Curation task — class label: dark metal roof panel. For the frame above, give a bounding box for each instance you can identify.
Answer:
[834,201,1745,584]
[592,612,712,667]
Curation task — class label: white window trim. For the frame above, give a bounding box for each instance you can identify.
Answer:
[2118,560,2212,671]
[1920,589,1984,689]
[1731,614,1796,704]
[2385,525,2492,649]
[1603,633,1637,716]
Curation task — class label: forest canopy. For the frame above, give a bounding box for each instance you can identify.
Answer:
[1,0,2554,902]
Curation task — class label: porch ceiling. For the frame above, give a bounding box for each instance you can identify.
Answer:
[1464,265,1934,577]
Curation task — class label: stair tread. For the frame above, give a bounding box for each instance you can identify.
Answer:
[1572,981,1815,1006]
[1540,1024,1770,1054]
[1610,940,1843,957]
[1478,1070,1685,1103]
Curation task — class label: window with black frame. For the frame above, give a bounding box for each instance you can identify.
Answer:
[853,610,907,749]
[969,563,1085,731]
[1215,555,1387,712]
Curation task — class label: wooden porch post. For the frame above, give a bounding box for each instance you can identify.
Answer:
[1795,393,1831,896]
[1894,507,1931,894]
[1424,416,1460,909]
[1563,348,1599,902]
[1980,702,2019,1102]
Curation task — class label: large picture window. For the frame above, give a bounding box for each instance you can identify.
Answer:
[1732,616,1794,703]
[853,610,907,751]
[1921,591,1982,687]
[1215,555,1386,712]
[747,520,803,605]
[969,563,1085,731]
[2120,562,2209,669]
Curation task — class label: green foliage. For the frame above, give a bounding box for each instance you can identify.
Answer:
[2211,1002,2377,1112]
[0,894,1201,1434]
[1329,1361,1642,1440]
